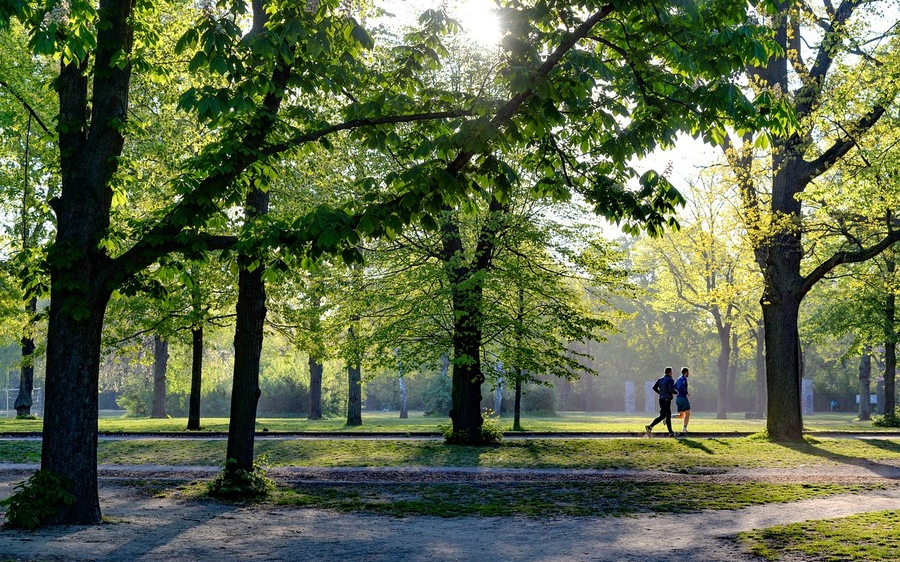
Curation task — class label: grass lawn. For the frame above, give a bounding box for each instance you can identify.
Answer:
[0,411,893,434]
[740,509,900,561]
[1,435,898,469]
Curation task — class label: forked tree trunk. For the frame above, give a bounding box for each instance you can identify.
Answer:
[151,335,169,418]
[187,326,203,430]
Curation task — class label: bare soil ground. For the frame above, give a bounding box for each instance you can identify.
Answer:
[0,462,898,562]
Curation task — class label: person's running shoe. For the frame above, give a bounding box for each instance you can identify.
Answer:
[644,425,652,437]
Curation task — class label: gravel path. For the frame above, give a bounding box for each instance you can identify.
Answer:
[0,461,898,562]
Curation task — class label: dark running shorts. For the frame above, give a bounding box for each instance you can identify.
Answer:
[676,396,691,412]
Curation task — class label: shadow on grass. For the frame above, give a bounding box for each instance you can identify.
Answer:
[776,438,900,478]
[676,439,714,454]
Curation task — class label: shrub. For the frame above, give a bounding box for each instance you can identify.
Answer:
[423,374,452,417]
[207,456,274,500]
[522,384,557,416]
[872,407,900,427]
[1,470,75,529]
[441,409,503,445]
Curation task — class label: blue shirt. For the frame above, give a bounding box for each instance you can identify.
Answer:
[675,375,688,398]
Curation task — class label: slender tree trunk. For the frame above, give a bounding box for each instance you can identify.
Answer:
[715,324,731,419]
[346,324,362,426]
[859,347,872,421]
[513,371,523,431]
[308,355,323,419]
[151,335,169,418]
[224,187,269,477]
[727,329,739,413]
[187,326,203,430]
[14,298,37,417]
[399,375,408,419]
[754,322,767,419]
[885,256,897,418]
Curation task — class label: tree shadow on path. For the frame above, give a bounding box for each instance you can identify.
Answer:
[775,438,900,479]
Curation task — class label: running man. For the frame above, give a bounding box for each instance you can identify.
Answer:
[645,367,677,437]
[674,367,691,436]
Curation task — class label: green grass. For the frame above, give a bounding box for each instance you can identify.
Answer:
[740,510,900,561]
[1,436,898,470]
[0,411,894,434]
[270,482,878,517]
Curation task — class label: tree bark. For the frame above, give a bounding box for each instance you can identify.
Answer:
[513,371,523,431]
[39,0,135,524]
[762,283,804,440]
[859,346,871,421]
[151,335,169,418]
[187,326,203,430]
[14,298,37,417]
[885,256,896,418]
[715,322,731,419]
[727,329,739,413]
[224,188,269,476]
[399,375,408,419]
[754,322,767,419]
[308,355,323,419]
[346,324,362,426]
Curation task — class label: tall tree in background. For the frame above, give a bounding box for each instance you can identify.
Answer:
[726,0,900,440]
[636,177,761,418]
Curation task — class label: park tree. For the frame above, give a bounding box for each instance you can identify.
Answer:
[635,176,762,418]
[724,0,900,440]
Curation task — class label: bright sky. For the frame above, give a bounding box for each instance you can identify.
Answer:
[381,0,501,47]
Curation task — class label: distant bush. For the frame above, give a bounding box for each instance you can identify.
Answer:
[423,374,452,417]
[522,384,556,416]
[258,376,309,415]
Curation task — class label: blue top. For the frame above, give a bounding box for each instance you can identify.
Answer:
[652,374,676,400]
[675,375,688,398]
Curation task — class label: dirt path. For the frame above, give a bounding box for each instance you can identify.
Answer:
[0,464,898,562]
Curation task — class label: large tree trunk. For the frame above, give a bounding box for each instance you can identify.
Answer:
[859,347,872,421]
[448,283,485,440]
[151,335,169,418]
[762,285,804,440]
[224,188,269,477]
[308,355,323,419]
[187,326,203,430]
[39,0,135,524]
[42,287,110,524]
[14,298,37,417]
